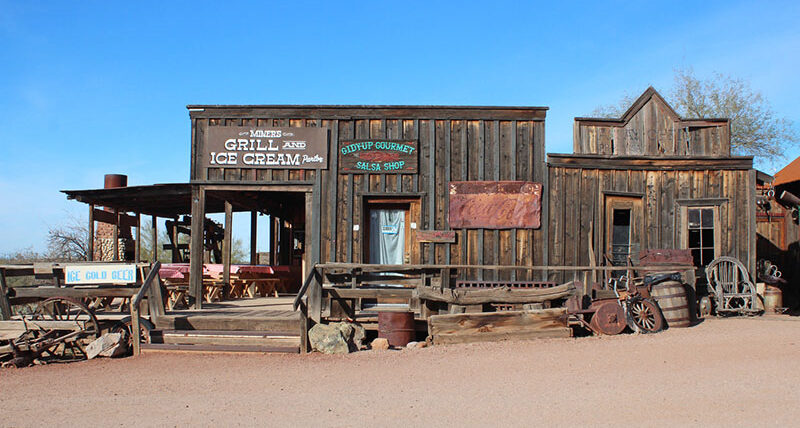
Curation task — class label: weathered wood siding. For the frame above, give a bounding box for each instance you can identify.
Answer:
[547,164,756,278]
[189,107,547,280]
[574,90,730,157]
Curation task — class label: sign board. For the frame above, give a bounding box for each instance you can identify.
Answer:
[449,181,542,229]
[64,264,137,285]
[339,140,418,173]
[203,126,329,170]
[415,230,457,243]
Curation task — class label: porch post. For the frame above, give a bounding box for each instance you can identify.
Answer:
[189,186,206,309]
[87,204,95,261]
[250,211,258,265]
[151,215,158,263]
[223,200,233,296]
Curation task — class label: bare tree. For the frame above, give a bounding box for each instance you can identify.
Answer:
[590,68,798,167]
[47,214,88,261]
[670,68,798,163]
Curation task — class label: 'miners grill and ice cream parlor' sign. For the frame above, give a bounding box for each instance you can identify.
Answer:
[203,126,329,170]
[338,140,418,173]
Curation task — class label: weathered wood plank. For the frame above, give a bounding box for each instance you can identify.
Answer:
[429,308,571,345]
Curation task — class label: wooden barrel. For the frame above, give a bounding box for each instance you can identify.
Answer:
[650,281,691,328]
[378,312,415,347]
[764,286,783,313]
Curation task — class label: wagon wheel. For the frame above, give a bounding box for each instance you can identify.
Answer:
[32,297,100,361]
[627,298,664,333]
[111,316,154,355]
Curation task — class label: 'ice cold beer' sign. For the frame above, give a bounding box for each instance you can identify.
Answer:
[338,140,418,173]
[203,126,329,170]
[64,264,137,285]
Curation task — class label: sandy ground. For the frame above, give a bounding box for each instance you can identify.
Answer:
[2,316,799,427]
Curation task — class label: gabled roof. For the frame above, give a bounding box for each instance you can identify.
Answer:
[575,86,728,124]
[619,86,680,122]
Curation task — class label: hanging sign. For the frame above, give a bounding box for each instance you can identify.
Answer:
[64,264,137,285]
[449,181,542,229]
[203,126,329,170]
[339,140,418,173]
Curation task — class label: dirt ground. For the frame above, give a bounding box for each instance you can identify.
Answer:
[2,316,799,427]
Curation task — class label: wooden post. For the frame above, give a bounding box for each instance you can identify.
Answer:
[269,216,277,266]
[135,213,141,263]
[0,269,12,320]
[250,211,258,265]
[112,208,119,261]
[171,216,180,263]
[151,215,158,263]
[131,303,141,356]
[189,186,206,309]
[223,200,233,296]
[87,204,95,261]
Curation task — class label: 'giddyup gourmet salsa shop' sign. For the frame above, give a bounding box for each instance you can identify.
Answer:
[338,140,418,173]
[203,126,329,169]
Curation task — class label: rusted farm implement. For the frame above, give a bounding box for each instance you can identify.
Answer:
[567,273,686,336]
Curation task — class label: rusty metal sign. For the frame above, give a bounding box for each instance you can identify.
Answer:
[339,140,418,173]
[415,230,456,243]
[203,126,329,170]
[449,181,542,229]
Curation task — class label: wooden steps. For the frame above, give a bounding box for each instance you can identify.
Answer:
[144,329,300,354]
[153,314,299,332]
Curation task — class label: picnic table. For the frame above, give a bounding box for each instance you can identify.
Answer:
[159,264,282,309]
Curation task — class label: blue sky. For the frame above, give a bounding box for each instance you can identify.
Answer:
[1,0,799,254]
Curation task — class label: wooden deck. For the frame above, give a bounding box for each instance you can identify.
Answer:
[153,296,300,332]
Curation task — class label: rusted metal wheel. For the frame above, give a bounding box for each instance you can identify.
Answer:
[32,297,100,361]
[627,298,664,333]
[588,301,627,335]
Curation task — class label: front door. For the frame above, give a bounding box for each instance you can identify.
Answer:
[604,195,643,274]
[368,208,407,265]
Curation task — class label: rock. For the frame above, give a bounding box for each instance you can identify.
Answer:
[309,323,350,354]
[86,333,127,359]
[415,341,428,349]
[371,337,390,350]
[406,341,419,349]
[350,323,366,350]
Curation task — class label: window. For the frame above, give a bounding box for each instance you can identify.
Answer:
[687,207,715,268]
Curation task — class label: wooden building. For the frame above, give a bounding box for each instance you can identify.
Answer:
[547,87,757,288]
[187,105,549,307]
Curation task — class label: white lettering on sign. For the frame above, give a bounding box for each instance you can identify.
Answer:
[302,155,323,164]
[64,264,137,285]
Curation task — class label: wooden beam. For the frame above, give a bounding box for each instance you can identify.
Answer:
[0,269,11,320]
[87,204,95,262]
[151,215,158,263]
[135,213,141,263]
[250,211,258,265]
[190,186,206,309]
[547,154,753,171]
[223,200,233,295]
[92,209,138,228]
[416,282,576,305]
[112,208,119,261]
[11,287,140,298]
[428,308,571,345]
[324,287,414,299]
